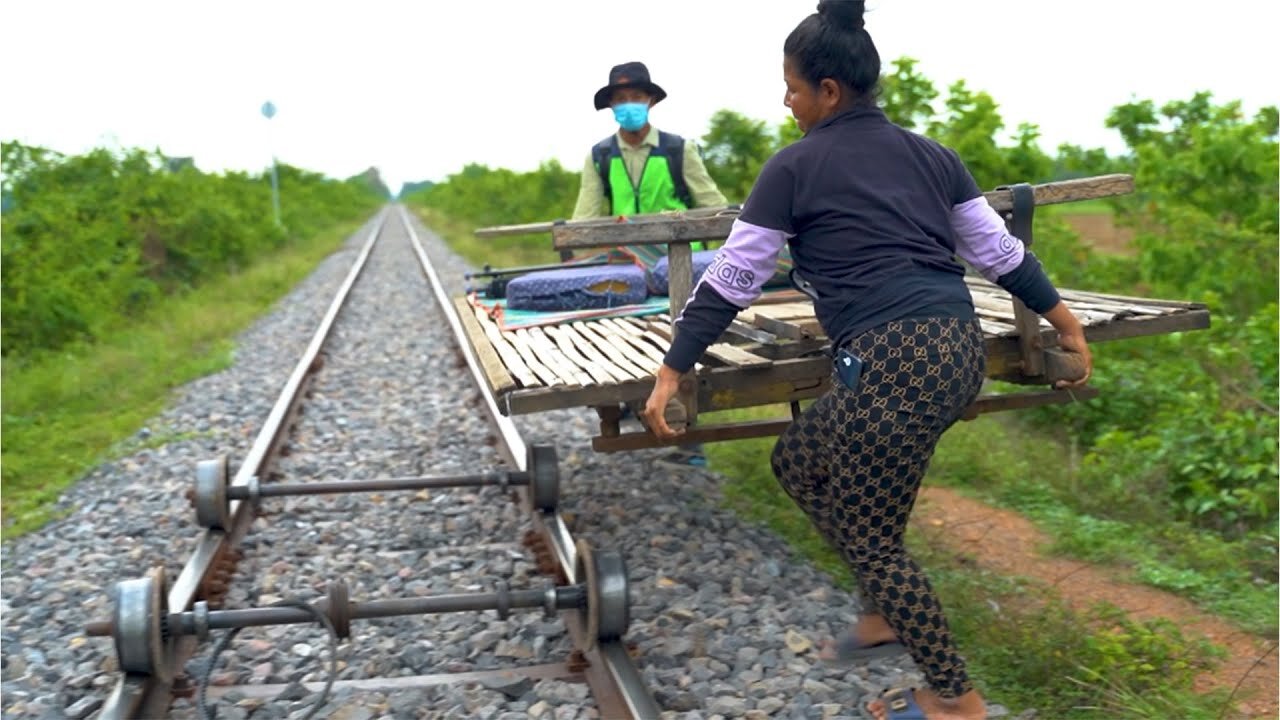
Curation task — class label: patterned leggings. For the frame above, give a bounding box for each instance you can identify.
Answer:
[770,317,986,698]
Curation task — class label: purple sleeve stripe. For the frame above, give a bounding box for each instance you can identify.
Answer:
[684,219,791,317]
[950,196,1025,282]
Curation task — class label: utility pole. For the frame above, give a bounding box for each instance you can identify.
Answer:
[261,100,281,227]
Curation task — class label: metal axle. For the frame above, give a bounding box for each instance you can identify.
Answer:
[194,444,562,530]
[89,541,628,678]
[88,581,581,639]
[232,471,526,500]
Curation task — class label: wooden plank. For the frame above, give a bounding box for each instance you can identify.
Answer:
[593,418,795,452]
[470,303,540,388]
[1056,300,1150,316]
[989,174,1134,212]
[643,319,768,368]
[600,317,643,337]
[752,312,821,340]
[505,329,562,387]
[506,355,830,415]
[592,322,663,374]
[573,322,650,379]
[1013,298,1046,375]
[971,291,1135,327]
[452,297,518,395]
[1058,287,1203,310]
[966,276,1196,315]
[645,320,674,341]
[640,330,672,351]
[556,324,636,384]
[598,319,668,364]
[553,175,1134,251]
[1059,297,1179,316]
[595,318,670,367]
[544,326,615,386]
[475,205,741,238]
[667,243,698,427]
[969,291,1020,317]
[978,318,1018,336]
[526,327,591,386]
[704,343,773,368]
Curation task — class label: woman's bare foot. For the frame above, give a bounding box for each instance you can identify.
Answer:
[817,613,900,660]
[866,688,986,720]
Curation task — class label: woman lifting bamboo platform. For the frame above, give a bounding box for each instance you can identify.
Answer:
[454,173,1210,453]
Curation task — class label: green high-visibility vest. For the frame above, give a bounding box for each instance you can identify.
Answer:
[591,132,706,252]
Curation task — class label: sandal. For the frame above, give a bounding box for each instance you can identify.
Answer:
[654,449,708,469]
[875,687,927,719]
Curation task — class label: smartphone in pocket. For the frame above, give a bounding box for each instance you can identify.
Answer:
[835,348,864,391]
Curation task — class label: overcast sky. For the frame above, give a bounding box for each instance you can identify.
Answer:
[3,1,1276,194]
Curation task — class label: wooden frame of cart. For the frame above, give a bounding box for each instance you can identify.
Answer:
[452,174,1210,453]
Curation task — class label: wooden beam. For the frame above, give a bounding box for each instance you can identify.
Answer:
[453,297,518,394]
[591,387,1102,452]
[703,343,773,368]
[474,205,741,238]
[552,174,1135,251]
[667,243,698,429]
[592,419,795,452]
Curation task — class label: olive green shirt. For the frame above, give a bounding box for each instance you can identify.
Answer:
[571,126,728,220]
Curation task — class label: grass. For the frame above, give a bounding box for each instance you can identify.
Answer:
[0,219,366,539]
[703,405,1233,718]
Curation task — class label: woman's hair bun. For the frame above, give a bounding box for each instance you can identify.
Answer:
[817,0,865,30]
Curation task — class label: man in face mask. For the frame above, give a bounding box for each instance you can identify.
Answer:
[571,62,727,470]
[572,61,727,229]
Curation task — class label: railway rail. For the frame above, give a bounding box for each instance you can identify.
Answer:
[86,207,660,719]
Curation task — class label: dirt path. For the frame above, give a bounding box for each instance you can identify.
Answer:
[913,487,1277,719]
[1060,213,1136,256]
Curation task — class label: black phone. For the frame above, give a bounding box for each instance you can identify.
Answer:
[835,348,864,391]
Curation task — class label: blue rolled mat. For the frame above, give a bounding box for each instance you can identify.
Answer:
[506,264,649,312]
[647,250,719,295]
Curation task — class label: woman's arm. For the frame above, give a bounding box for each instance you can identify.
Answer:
[642,219,792,438]
[950,195,1092,388]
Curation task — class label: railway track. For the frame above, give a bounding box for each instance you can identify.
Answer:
[85,207,660,719]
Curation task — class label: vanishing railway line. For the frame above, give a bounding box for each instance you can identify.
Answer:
[86,207,660,719]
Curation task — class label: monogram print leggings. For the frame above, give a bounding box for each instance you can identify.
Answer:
[770,317,986,698]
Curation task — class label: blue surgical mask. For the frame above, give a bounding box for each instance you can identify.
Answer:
[612,102,649,132]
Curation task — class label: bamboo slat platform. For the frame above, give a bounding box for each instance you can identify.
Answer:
[456,277,1208,418]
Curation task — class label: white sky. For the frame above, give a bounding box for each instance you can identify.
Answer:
[3,1,1277,195]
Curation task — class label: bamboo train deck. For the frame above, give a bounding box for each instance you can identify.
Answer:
[455,277,1210,419]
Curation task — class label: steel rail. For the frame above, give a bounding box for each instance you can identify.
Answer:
[99,207,659,718]
[98,211,390,719]
[397,205,660,719]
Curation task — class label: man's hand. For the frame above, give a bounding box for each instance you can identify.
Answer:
[641,365,684,440]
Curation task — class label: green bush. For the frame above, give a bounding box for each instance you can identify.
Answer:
[1,141,382,359]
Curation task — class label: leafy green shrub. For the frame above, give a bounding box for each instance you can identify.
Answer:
[1,141,382,359]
